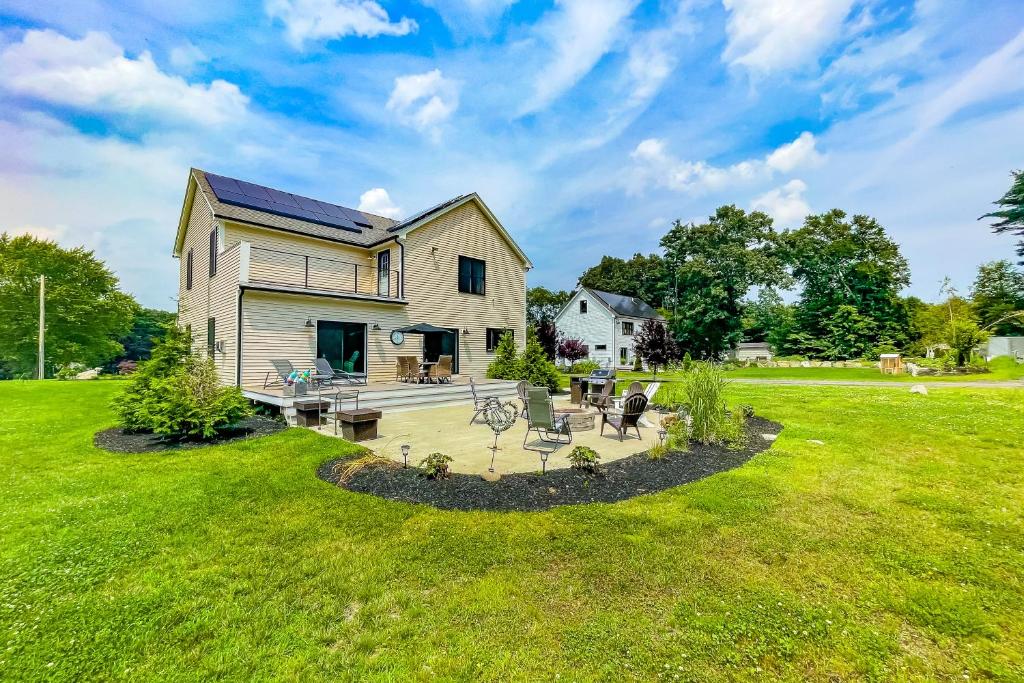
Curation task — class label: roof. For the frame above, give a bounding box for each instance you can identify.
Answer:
[174,169,531,268]
[586,289,662,320]
[737,342,771,348]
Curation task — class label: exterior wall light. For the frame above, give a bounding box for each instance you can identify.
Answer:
[371,323,382,330]
[462,328,470,335]
[304,317,315,328]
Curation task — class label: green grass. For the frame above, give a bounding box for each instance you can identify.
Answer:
[2,380,1023,680]
[611,357,1024,386]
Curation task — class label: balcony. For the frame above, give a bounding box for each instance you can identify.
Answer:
[238,243,404,302]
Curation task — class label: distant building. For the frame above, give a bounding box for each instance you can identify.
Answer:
[553,288,663,369]
[985,336,1024,361]
[730,342,773,362]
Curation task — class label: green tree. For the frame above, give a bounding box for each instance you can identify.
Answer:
[519,329,560,392]
[578,253,671,309]
[947,319,988,367]
[782,210,911,356]
[661,206,786,358]
[526,286,571,327]
[106,308,176,371]
[0,233,137,377]
[981,170,1024,263]
[741,288,795,353]
[486,331,521,380]
[821,305,875,360]
[970,260,1024,335]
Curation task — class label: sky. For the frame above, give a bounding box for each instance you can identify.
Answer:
[1,0,1023,310]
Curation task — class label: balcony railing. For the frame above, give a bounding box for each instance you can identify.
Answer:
[245,245,402,300]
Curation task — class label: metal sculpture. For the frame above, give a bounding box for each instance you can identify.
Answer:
[482,400,519,473]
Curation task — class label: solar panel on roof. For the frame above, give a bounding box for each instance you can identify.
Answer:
[203,172,362,234]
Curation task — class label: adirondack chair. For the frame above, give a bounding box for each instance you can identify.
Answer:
[601,393,649,441]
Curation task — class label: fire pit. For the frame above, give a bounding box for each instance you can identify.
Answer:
[555,407,596,431]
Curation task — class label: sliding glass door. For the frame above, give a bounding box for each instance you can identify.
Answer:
[316,321,367,374]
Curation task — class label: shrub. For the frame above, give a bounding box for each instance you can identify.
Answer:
[719,408,747,449]
[55,363,83,381]
[683,362,727,445]
[486,331,522,380]
[334,453,400,484]
[567,445,600,473]
[737,403,754,418]
[112,325,251,439]
[116,359,138,375]
[682,352,693,371]
[420,452,453,479]
[647,444,669,460]
[569,359,600,375]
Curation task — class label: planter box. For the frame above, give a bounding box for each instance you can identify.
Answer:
[283,383,308,397]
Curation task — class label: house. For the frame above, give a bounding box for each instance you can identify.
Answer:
[172,169,531,387]
[730,341,773,362]
[553,288,662,369]
[985,336,1024,361]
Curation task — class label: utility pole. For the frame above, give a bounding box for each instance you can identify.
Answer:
[37,274,45,380]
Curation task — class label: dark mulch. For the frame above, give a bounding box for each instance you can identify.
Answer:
[94,416,286,453]
[317,416,783,512]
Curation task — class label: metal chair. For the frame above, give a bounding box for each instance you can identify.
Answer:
[523,387,572,446]
[263,359,295,388]
[314,357,366,386]
[515,380,530,418]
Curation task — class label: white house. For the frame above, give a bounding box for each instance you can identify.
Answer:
[553,288,663,369]
[729,341,773,362]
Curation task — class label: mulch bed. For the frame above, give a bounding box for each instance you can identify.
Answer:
[94,416,286,453]
[317,416,783,512]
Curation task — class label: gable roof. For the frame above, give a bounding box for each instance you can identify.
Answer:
[173,170,531,268]
[587,289,662,319]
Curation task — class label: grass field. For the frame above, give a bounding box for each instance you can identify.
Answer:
[2,380,1023,680]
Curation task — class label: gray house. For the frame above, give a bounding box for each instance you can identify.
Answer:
[553,288,663,369]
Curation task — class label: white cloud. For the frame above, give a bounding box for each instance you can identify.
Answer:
[751,179,811,225]
[4,224,69,242]
[722,0,857,72]
[519,0,638,115]
[766,132,823,172]
[0,30,248,126]
[169,41,209,73]
[421,0,518,37]
[266,0,417,48]
[628,131,822,194]
[357,188,402,219]
[386,69,459,138]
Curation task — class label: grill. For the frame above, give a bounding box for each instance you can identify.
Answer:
[586,367,616,386]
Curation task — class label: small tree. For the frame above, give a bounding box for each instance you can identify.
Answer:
[520,329,561,392]
[947,319,988,367]
[632,318,678,378]
[556,336,589,365]
[534,320,559,361]
[486,331,521,380]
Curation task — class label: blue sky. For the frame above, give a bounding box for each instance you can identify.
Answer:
[1,0,1022,309]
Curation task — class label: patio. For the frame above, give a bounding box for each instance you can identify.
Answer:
[315,395,662,474]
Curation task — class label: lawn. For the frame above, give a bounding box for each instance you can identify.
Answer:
[2,380,1023,680]
[606,357,1024,387]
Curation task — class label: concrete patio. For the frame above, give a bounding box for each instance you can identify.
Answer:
[315,395,662,474]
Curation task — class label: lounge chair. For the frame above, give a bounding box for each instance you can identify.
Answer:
[601,393,649,441]
[523,387,572,447]
[263,359,295,389]
[431,355,453,383]
[469,377,500,424]
[314,357,366,386]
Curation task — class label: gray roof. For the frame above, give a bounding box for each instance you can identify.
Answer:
[193,168,400,248]
[737,342,771,348]
[587,289,662,319]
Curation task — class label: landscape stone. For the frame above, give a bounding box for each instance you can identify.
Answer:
[910,384,929,395]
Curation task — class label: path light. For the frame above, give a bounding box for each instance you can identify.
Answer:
[658,429,667,446]
[540,450,549,474]
[401,444,410,468]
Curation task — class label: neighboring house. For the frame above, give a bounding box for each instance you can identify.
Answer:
[730,342,773,362]
[173,169,530,386]
[553,288,662,369]
[985,336,1024,361]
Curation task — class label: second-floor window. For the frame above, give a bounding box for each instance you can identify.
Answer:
[621,321,634,335]
[579,300,587,314]
[208,229,218,277]
[186,249,193,290]
[458,256,485,295]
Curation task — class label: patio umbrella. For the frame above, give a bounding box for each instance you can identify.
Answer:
[393,323,452,334]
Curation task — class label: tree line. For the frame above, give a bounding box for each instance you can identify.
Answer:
[0,234,174,379]
[529,170,1024,364]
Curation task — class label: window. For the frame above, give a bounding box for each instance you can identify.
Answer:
[207,318,216,355]
[579,300,588,314]
[208,229,218,277]
[458,256,485,295]
[317,321,367,375]
[621,321,634,335]
[486,328,513,352]
[186,249,193,290]
[619,347,628,365]
[594,344,607,351]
